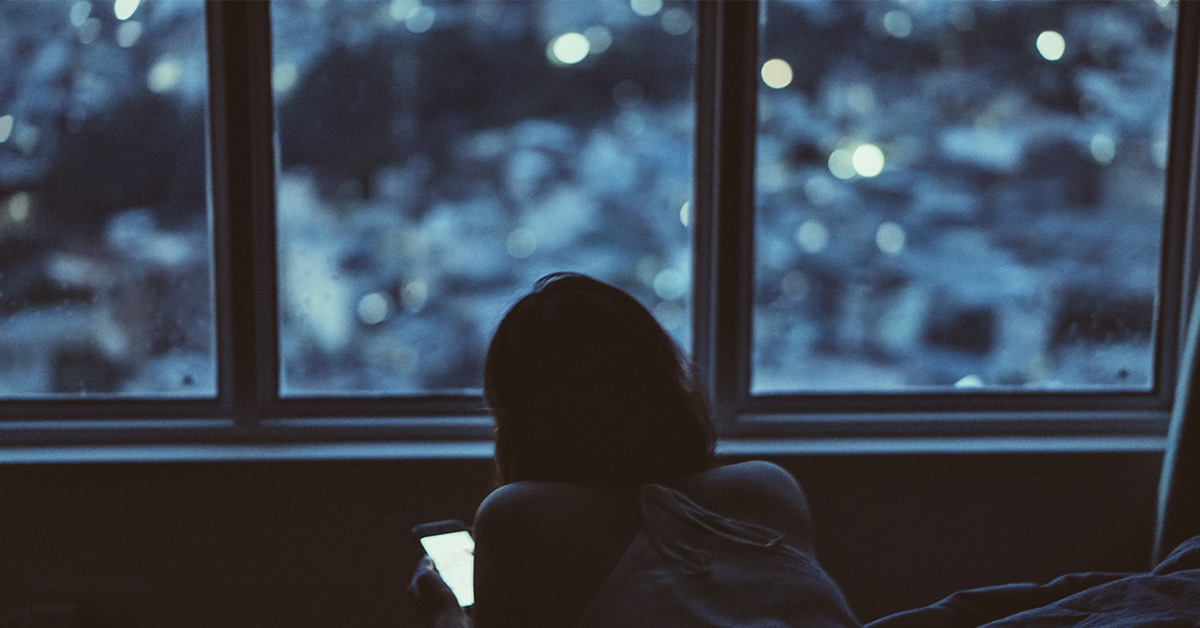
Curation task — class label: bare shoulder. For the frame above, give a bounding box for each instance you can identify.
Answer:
[476,481,636,535]
[677,461,815,553]
[679,460,806,503]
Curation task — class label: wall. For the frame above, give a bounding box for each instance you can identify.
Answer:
[0,451,1163,627]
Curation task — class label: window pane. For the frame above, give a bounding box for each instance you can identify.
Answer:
[0,0,213,397]
[273,0,695,396]
[754,0,1176,392]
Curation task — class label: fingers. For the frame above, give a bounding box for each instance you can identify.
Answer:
[409,556,461,615]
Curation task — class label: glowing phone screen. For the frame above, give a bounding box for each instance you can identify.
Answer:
[419,530,475,607]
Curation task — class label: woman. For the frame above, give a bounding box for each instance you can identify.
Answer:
[411,273,859,628]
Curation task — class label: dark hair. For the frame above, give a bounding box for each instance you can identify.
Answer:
[484,272,715,485]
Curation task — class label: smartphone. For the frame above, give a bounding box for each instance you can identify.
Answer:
[413,519,475,608]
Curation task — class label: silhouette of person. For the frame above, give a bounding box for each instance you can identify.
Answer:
[410,272,858,628]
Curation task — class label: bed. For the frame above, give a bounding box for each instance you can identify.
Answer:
[866,283,1200,628]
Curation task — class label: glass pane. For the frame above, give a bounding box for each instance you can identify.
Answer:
[273,0,695,395]
[754,0,1176,393]
[0,0,214,397]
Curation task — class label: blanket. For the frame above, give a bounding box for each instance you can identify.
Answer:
[866,535,1200,628]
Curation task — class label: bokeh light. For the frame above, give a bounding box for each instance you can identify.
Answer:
[630,0,662,18]
[7,193,32,223]
[679,201,691,227]
[549,32,590,65]
[273,63,299,95]
[583,26,612,54]
[661,8,691,35]
[852,143,885,177]
[1090,134,1116,165]
[69,1,92,27]
[653,268,688,300]
[357,292,391,325]
[113,0,139,21]
[882,10,912,38]
[761,58,793,89]
[506,227,537,258]
[1036,30,1065,61]
[875,221,906,254]
[147,59,183,93]
[400,280,429,314]
[405,6,435,33]
[795,220,829,253]
[828,148,856,180]
[116,21,142,47]
[0,115,12,143]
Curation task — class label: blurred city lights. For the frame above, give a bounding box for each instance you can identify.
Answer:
[401,280,429,313]
[273,63,299,94]
[954,374,984,389]
[77,18,100,44]
[796,220,829,254]
[13,125,38,155]
[1036,30,1065,61]
[69,1,92,27]
[1154,140,1169,170]
[583,26,612,54]
[828,148,856,180]
[357,292,391,325]
[0,115,12,144]
[405,6,435,34]
[875,221,906,254]
[661,8,691,35]
[113,0,139,20]
[653,268,688,300]
[7,193,32,223]
[116,21,142,47]
[1090,134,1116,165]
[852,143,885,177]
[653,299,686,331]
[637,257,661,287]
[761,58,793,89]
[147,59,183,93]
[882,10,912,38]
[506,227,537,258]
[549,32,590,65]
[388,0,418,21]
[630,0,662,18]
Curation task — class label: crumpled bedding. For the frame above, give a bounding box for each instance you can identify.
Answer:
[865,535,1200,628]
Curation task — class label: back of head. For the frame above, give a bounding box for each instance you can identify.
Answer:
[485,273,714,486]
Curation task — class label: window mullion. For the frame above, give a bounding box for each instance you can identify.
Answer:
[206,0,280,428]
[695,0,758,427]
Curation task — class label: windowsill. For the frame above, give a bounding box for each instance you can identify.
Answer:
[0,434,1167,465]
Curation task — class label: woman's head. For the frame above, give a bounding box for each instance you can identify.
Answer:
[484,273,714,485]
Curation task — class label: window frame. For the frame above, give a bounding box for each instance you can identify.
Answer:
[0,0,1196,453]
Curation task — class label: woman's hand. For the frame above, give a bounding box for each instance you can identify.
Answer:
[408,556,470,628]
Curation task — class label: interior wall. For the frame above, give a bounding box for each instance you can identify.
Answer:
[0,450,1163,627]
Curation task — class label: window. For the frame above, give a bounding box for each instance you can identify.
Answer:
[754,1,1175,394]
[0,0,213,398]
[0,0,1196,450]
[270,0,695,396]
